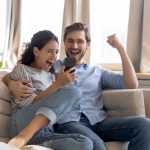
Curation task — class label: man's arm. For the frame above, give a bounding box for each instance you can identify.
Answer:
[107,34,138,89]
[2,73,34,99]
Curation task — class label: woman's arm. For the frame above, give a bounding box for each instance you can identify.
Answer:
[34,66,76,101]
[2,65,76,102]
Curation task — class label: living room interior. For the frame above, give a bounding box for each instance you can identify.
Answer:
[0,0,150,150]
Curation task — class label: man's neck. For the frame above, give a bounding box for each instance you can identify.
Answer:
[76,59,85,65]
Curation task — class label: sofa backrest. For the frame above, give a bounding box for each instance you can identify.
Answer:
[142,89,150,118]
[0,80,11,142]
[102,89,145,117]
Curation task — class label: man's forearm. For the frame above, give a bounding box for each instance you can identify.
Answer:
[119,49,138,89]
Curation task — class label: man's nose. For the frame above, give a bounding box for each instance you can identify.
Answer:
[72,42,78,48]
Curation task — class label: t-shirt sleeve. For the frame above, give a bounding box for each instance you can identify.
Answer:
[98,66,126,89]
[11,64,36,107]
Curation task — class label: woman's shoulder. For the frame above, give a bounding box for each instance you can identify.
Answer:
[12,63,26,71]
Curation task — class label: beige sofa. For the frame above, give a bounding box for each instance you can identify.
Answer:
[0,73,147,150]
[103,89,145,150]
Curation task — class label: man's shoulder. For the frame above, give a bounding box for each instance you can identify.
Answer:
[90,64,105,71]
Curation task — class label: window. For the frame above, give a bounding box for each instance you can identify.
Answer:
[0,0,7,62]
[20,0,64,53]
[90,0,130,69]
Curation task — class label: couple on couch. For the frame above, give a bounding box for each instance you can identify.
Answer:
[3,22,150,150]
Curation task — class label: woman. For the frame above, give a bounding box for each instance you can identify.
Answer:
[8,30,93,150]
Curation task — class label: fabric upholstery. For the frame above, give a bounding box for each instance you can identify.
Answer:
[0,73,147,150]
[0,80,11,140]
[102,89,145,117]
[0,80,11,102]
[102,89,145,150]
[142,89,150,118]
[0,142,53,150]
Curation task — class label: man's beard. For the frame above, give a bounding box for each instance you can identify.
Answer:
[66,49,86,63]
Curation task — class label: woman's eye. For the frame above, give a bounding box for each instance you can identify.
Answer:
[48,50,52,53]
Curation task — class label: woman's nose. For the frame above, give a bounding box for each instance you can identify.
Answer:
[50,52,57,60]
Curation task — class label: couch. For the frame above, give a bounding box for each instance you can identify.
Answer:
[0,72,147,150]
[102,89,145,150]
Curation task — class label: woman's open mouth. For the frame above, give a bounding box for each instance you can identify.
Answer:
[45,60,53,70]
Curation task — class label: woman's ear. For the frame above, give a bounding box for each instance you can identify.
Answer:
[33,47,39,56]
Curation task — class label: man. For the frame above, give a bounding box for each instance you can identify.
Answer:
[3,22,150,150]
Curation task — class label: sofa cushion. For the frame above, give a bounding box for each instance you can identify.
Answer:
[0,80,11,139]
[0,142,18,150]
[142,89,150,118]
[0,137,10,143]
[0,99,11,116]
[0,114,10,138]
[23,145,53,150]
[0,142,53,150]
[0,80,11,102]
[102,89,145,117]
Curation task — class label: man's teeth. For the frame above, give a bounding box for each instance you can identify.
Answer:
[71,51,79,54]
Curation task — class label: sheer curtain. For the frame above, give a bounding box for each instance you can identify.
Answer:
[0,0,65,68]
[2,0,149,72]
[19,0,64,59]
[127,0,150,73]
[59,0,90,63]
[2,0,21,68]
[90,0,130,68]
[0,0,7,64]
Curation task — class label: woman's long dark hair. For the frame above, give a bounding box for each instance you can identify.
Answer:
[18,30,59,66]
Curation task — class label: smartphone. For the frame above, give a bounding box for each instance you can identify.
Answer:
[64,57,76,72]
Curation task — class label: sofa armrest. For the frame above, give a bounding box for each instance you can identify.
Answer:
[102,89,145,117]
[142,89,150,118]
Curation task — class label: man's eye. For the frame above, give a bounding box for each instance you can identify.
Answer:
[67,40,74,43]
[77,40,84,44]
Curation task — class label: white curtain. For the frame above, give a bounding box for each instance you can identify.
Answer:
[59,0,90,63]
[3,0,21,68]
[127,0,150,72]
